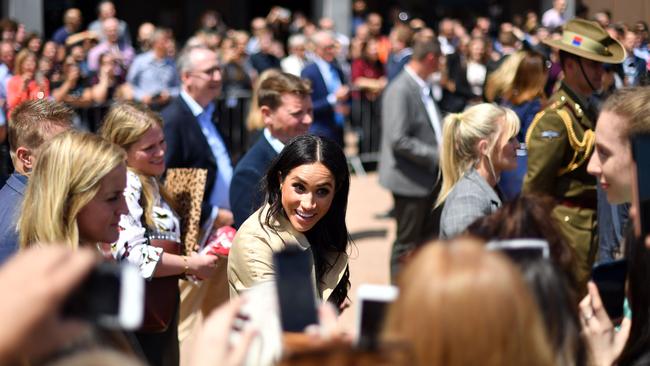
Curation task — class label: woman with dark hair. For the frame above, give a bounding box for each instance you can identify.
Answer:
[466,193,577,288]
[520,260,588,366]
[228,135,350,308]
[465,194,587,366]
[615,229,650,365]
[351,38,387,101]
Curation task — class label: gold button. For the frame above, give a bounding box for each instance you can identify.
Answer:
[564,216,570,222]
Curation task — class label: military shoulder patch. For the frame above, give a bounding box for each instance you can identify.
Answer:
[541,130,560,139]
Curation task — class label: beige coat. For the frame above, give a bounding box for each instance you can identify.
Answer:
[227,205,349,302]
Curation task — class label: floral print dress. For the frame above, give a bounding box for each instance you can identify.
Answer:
[111,170,181,279]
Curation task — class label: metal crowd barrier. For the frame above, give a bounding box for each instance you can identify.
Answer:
[71,92,255,164]
[70,91,384,172]
[349,95,382,175]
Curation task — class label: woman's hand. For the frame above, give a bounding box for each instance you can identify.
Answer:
[188,252,220,280]
[22,72,34,88]
[189,297,257,366]
[304,302,352,343]
[579,281,631,366]
[0,246,96,363]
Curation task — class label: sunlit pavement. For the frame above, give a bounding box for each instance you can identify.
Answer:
[338,172,395,333]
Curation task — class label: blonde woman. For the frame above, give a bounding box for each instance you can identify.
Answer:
[19,130,127,249]
[246,68,283,132]
[383,240,554,366]
[436,103,520,239]
[100,102,218,366]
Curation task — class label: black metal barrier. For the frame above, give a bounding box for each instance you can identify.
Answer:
[215,91,253,164]
[72,92,254,164]
[351,95,382,168]
[71,91,383,172]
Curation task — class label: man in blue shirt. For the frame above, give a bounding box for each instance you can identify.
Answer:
[301,31,349,146]
[162,46,234,231]
[51,8,82,45]
[0,100,72,265]
[127,28,179,110]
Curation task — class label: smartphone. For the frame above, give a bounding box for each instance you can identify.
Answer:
[591,259,627,322]
[62,262,144,330]
[273,247,318,332]
[631,134,650,240]
[277,7,291,20]
[356,284,399,349]
[486,239,550,263]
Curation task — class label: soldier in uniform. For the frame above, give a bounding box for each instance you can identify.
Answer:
[523,19,625,288]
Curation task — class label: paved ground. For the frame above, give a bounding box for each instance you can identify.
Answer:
[336,172,395,332]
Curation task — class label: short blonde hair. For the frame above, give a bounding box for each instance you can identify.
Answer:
[19,131,125,249]
[383,240,554,366]
[436,103,519,206]
[100,102,165,228]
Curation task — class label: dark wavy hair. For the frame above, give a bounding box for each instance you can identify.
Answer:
[617,226,650,365]
[261,134,350,306]
[465,193,578,293]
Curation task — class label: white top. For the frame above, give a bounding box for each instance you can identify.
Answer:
[466,61,486,97]
[281,55,306,76]
[111,170,181,279]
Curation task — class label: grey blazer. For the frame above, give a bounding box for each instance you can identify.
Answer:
[378,69,441,197]
[440,168,501,239]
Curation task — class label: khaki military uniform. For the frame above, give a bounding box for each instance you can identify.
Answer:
[523,82,597,287]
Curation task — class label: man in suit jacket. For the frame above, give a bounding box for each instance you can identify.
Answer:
[0,100,72,265]
[301,30,349,146]
[378,39,444,279]
[618,30,648,87]
[162,45,234,230]
[230,72,313,228]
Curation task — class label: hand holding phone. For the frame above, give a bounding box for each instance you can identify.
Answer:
[0,247,96,363]
[356,284,399,349]
[579,281,632,366]
[62,261,144,330]
[591,259,627,322]
[273,247,318,332]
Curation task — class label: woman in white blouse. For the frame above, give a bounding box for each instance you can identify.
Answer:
[101,102,218,366]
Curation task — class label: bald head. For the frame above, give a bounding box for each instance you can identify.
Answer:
[312,30,337,62]
[319,17,335,31]
[102,17,119,43]
[64,8,82,31]
[98,1,116,19]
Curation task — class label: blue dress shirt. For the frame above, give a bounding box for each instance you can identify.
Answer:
[179,91,233,218]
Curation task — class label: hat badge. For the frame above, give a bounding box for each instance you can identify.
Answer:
[571,36,583,47]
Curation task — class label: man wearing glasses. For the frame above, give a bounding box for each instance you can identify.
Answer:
[162,45,234,231]
[301,30,349,146]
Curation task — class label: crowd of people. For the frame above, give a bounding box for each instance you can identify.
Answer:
[1,0,650,365]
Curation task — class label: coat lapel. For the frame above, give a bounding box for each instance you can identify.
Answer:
[178,98,217,166]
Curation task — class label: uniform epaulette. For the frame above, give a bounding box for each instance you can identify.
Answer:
[525,94,595,176]
[556,95,584,118]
